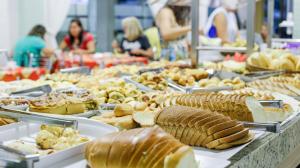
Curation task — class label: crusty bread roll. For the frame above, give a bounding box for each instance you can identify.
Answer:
[85,126,198,168]
[282,54,298,67]
[175,93,266,122]
[248,52,270,68]
[114,104,134,117]
[155,106,253,149]
[270,58,295,71]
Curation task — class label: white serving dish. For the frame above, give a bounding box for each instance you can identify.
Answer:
[0,118,118,168]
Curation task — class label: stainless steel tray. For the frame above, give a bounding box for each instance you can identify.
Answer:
[60,66,91,75]
[0,117,117,168]
[123,77,154,92]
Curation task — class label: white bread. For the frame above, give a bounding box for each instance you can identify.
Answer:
[85,126,197,168]
[155,106,253,149]
[132,112,156,127]
[175,93,265,122]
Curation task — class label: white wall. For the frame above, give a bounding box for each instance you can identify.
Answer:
[0,0,19,51]
[18,0,45,37]
[0,0,70,51]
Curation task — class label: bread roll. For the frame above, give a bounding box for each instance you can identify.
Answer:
[85,126,198,168]
[155,106,253,149]
[114,104,134,117]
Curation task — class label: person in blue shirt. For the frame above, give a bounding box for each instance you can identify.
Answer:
[13,25,54,67]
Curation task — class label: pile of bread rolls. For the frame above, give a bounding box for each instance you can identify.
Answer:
[248,51,300,71]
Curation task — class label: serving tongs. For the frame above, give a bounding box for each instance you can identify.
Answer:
[0,106,78,129]
[123,77,154,92]
[166,79,186,93]
[100,104,116,111]
[138,68,164,75]
[60,66,91,75]
[242,121,280,133]
[0,144,39,168]
[259,100,284,108]
[245,70,286,80]
[10,85,52,97]
[213,70,254,82]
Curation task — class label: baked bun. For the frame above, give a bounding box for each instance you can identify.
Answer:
[85,126,197,168]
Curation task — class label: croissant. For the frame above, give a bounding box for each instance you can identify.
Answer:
[155,106,253,149]
[175,93,265,122]
[85,126,198,168]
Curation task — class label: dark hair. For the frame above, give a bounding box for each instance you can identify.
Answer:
[28,25,46,39]
[167,5,191,26]
[69,18,84,46]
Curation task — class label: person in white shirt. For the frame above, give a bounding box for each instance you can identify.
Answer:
[204,0,240,44]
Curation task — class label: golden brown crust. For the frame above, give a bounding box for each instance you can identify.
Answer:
[85,126,194,168]
[175,93,255,122]
[155,106,253,150]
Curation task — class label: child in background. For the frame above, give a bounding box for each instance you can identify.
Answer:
[113,17,153,59]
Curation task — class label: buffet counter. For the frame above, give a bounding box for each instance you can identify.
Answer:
[229,114,300,168]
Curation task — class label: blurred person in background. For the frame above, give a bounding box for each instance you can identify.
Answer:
[60,18,95,55]
[204,0,240,44]
[13,25,54,67]
[148,0,191,60]
[112,17,153,58]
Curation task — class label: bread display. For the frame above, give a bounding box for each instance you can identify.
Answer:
[198,77,246,89]
[29,90,98,115]
[175,93,267,122]
[267,76,300,89]
[92,65,141,78]
[85,126,198,168]
[132,72,168,91]
[0,116,16,126]
[226,88,275,100]
[247,79,300,97]
[6,124,89,155]
[155,106,253,149]
[247,50,300,71]
[0,97,29,106]
[44,73,85,84]
[161,67,208,86]
[202,60,247,73]
[80,79,143,105]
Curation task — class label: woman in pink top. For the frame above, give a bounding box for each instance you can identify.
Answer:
[60,19,96,55]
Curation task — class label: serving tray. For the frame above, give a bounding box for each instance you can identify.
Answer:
[0,118,117,168]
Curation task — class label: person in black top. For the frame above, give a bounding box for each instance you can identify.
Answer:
[113,17,153,58]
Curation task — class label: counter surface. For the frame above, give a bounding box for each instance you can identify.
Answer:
[228,115,300,168]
